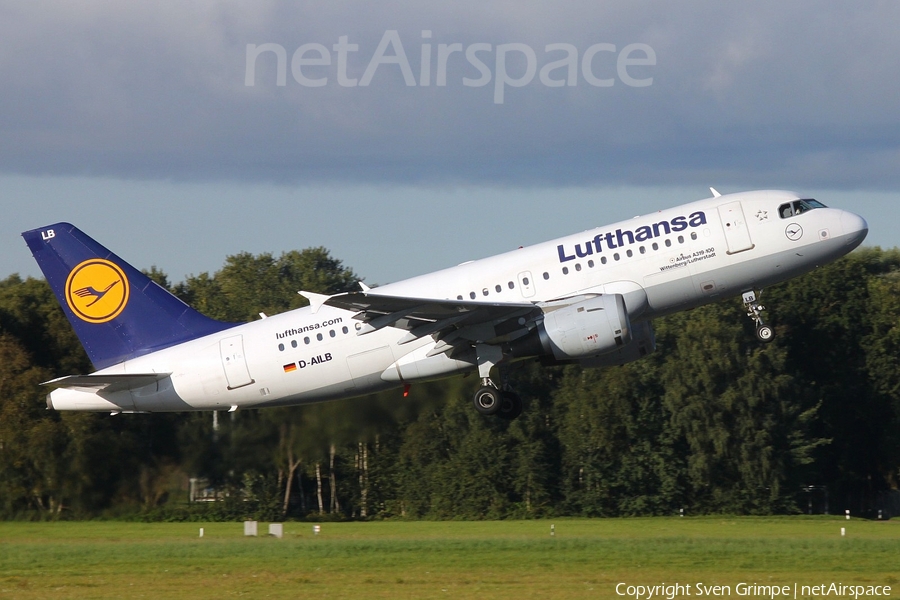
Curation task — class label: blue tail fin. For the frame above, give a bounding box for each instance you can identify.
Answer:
[22,223,236,370]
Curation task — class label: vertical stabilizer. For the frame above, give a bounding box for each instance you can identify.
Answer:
[22,223,236,370]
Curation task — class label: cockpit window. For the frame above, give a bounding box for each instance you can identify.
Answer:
[778,199,827,219]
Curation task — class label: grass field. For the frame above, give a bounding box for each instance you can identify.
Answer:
[1,517,897,599]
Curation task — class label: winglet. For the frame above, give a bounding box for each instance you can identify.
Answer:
[298,291,330,314]
[710,187,722,198]
[359,281,371,292]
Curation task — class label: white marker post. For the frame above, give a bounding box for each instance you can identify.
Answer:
[845,509,850,520]
[841,527,846,537]
[550,524,555,536]
[313,525,321,536]
[199,527,204,538]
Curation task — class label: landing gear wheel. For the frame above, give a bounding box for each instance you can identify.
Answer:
[497,391,523,420]
[756,324,774,343]
[473,386,503,416]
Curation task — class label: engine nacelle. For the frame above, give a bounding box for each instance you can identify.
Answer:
[579,320,656,368]
[541,294,632,360]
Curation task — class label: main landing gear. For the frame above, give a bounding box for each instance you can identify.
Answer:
[472,344,523,419]
[742,290,774,343]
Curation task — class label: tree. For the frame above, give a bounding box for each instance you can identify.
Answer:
[174,248,360,322]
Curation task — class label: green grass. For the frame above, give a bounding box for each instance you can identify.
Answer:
[1,517,897,599]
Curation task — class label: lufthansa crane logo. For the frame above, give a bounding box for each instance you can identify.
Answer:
[64,259,130,323]
[785,223,803,241]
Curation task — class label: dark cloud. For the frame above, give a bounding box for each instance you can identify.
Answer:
[2,1,899,189]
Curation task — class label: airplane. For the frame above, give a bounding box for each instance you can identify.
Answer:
[22,189,868,419]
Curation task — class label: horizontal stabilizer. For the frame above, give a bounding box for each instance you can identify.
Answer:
[43,373,171,393]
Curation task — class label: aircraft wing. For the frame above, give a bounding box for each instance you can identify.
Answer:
[42,373,172,393]
[321,291,540,349]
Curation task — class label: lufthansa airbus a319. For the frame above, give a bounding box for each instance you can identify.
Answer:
[23,189,868,419]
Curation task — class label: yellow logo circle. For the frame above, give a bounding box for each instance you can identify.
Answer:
[65,259,130,324]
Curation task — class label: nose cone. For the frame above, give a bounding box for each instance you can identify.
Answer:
[840,211,868,249]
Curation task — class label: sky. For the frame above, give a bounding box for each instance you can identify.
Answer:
[2,1,899,286]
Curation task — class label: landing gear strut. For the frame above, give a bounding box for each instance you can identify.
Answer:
[742,290,774,343]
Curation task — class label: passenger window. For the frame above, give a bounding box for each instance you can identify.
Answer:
[542,272,549,280]
[316,333,323,341]
[665,239,672,247]
[304,336,310,344]
[291,340,298,348]
[457,295,463,300]
[614,253,620,261]
[482,288,489,296]
[495,284,502,293]
[601,256,607,264]
[522,277,530,285]
[678,235,684,244]
[469,292,476,299]
[330,330,336,338]
[562,266,569,275]
[342,326,348,334]
[626,249,633,258]
[652,242,659,251]
[588,260,594,268]
[639,246,646,254]
[278,343,285,351]
[691,232,698,240]
[575,263,582,271]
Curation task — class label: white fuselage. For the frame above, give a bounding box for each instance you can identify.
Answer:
[49,190,868,411]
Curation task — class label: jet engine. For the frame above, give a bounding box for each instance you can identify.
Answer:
[508,294,634,362]
[578,320,656,368]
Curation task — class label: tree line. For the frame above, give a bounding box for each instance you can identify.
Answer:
[1,246,898,520]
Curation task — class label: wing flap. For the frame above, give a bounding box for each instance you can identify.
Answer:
[326,292,535,324]
[323,291,539,345]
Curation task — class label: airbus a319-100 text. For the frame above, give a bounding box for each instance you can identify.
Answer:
[23,189,868,419]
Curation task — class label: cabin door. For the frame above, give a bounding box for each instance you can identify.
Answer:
[717,201,755,254]
[220,335,254,390]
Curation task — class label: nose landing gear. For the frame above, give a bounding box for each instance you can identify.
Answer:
[743,290,774,343]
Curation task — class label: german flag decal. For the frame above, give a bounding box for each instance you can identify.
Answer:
[283,363,297,373]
